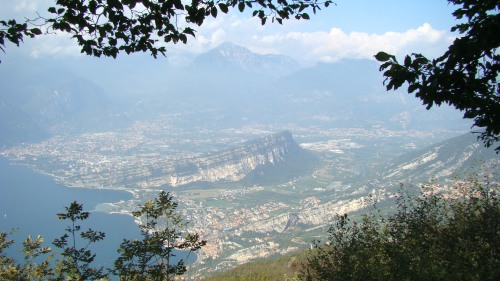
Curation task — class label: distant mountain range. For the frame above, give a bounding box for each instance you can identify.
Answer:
[0,42,469,147]
[0,97,49,146]
[0,68,110,146]
[150,43,467,130]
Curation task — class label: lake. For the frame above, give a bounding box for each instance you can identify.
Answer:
[0,157,139,269]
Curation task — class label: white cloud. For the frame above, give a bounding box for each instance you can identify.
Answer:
[1,0,52,16]
[14,1,36,12]
[27,31,82,59]
[4,4,454,67]
[180,14,454,66]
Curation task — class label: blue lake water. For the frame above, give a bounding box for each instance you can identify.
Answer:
[0,157,139,269]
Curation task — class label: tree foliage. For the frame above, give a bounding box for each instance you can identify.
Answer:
[53,201,107,280]
[0,192,204,280]
[375,0,500,151]
[0,231,54,280]
[0,0,333,62]
[113,191,206,281]
[301,179,500,281]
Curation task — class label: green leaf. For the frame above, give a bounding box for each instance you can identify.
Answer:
[179,34,187,43]
[238,2,245,12]
[108,37,117,46]
[278,10,288,19]
[374,51,391,62]
[404,55,411,67]
[301,13,310,20]
[89,0,98,13]
[174,0,184,10]
[211,7,217,18]
[30,28,42,35]
[408,84,418,93]
[183,27,195,37]
[219,3,228,13]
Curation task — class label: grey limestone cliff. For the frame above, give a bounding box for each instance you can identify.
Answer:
[164,131,318,187]
[104,131,320,189]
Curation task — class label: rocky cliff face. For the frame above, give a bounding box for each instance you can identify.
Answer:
[238,196,371,234]
[233,133,500,236]
[381,133,499,182]
[138,131,317,187]
[21,131,318,190]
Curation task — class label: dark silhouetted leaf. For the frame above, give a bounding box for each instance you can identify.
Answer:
[374,51,391,62]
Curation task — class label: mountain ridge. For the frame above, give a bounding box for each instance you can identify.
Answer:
[165,130,319,187]
[41,131,319,189]
[381,133,499,183]
[0,44,469,147]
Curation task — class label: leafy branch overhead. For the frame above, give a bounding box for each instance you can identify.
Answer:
[375,0,499,151]
[0,0,333,61]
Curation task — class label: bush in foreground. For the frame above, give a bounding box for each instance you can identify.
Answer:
[302,179,500,281]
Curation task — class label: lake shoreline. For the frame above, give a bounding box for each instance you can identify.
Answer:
[0,157,199,269]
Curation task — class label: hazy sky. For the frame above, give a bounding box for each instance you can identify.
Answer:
[1,0,459,66]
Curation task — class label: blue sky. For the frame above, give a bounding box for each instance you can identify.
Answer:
[311,0,457,33]
[0,0,459,66]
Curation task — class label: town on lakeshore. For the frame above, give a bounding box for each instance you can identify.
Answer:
[1,116,469,275]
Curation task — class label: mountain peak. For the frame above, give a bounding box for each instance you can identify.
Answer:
[192,42,300,77]
[212,42,252,58]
